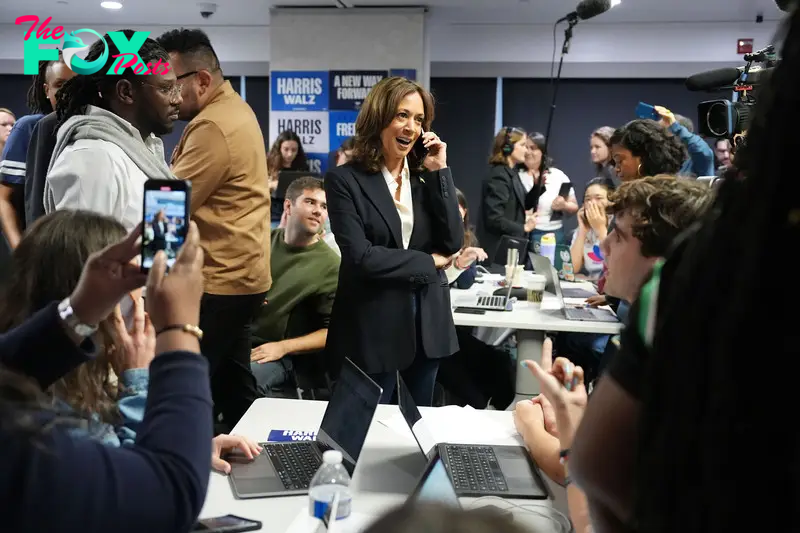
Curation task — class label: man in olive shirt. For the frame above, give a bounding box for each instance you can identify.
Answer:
[158,29,270,428]
[250,176,339,395]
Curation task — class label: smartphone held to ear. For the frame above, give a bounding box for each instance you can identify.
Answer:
[141,179,191,273]
[411,128,429,167]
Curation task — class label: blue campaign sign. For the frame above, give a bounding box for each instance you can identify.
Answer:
[329,70,387,110]
[305,153,329,175]
[271,71,329,111]
[267,429,317,442]
[390,68,417,81]
[329,110,358,152]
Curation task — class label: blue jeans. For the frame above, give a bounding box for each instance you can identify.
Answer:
[251,358,294,397]
[368,290,440,407]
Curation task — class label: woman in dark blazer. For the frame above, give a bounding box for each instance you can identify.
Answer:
[479,127,538,263]
[324,76,463,406]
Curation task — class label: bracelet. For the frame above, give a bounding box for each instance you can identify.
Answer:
[559,448,570,465]
[156,324,204,341]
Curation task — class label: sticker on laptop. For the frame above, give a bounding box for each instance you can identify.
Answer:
[267,429,317,442]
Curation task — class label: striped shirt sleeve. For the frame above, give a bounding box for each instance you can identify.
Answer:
[0,114,43,186]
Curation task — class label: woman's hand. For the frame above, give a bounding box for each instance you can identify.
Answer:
[455,247,488,269]
[521,338,588,448]
[69,224,149,328]
[551,196,567,211]
[524,210,537,233]
[108,293,156,374]
[432,253,456,270]
[269,177,279,194]
[585,201,608,234]
[211,434,262,474]
[421,131,447,171]
[586,294,607,308]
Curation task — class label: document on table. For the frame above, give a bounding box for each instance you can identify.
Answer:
[378,405,520,447]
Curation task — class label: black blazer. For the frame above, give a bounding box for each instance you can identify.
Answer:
[324,164,463,375]
[479,164,541,261]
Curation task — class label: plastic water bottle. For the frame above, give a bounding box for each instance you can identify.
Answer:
[539,232,557,266]
[308,450,352,521]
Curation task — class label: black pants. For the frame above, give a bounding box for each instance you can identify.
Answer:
[199,292,266,430]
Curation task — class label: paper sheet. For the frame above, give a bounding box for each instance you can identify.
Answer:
[378,405,520,448]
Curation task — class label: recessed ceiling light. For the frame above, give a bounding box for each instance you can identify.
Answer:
[610,0,622,6]
[101,1,123,9]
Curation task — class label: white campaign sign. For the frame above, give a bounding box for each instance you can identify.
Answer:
[269,111,330,153]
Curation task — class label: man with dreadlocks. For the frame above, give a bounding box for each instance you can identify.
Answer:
[44,30,180,230]
[0,54,74,249]
[570,5,800,533]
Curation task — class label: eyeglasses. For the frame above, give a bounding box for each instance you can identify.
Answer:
[176,65,221,80]
[137,79,183,99]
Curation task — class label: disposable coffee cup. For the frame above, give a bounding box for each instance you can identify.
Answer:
[527,276,546,307]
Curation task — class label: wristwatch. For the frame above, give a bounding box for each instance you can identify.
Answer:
[58,297,98,337]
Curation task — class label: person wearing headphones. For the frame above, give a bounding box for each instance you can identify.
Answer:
[479,127,537,263]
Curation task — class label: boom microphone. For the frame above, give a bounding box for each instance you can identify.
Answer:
[557,0,612,23]
[685,68,742,91]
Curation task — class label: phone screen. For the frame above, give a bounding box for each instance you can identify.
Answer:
[411,129,429,167]
[141,181,189,272]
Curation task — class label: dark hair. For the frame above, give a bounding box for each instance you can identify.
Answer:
[456,188,477,249]
[526,131,553,174]
[488,127,526,165]
[55,30,170,127]
[585,176,615,193]
[286,176,324,204]
[610,119,688,177]
[363,504,532,533]
[338,136,355,153]
[591,126,616,173]
[26,53,63,114]
[0,210,127,424]
[268,130,308,180]
[156,28,221,72]
[352,76,435,174]
[633,11,800,533]
[607,175,714,257]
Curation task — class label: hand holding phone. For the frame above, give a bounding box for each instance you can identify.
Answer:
[411,128,430,167]
[141,179,191,273]
[635,102,661,121]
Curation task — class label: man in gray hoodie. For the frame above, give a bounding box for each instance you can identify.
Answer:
[45,30,181,230]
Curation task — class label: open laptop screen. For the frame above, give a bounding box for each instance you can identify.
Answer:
[317,358,383,475]
[397,373,436,456]
[408,455,461,508]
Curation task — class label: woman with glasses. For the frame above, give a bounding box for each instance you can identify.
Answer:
[44,31,180,230]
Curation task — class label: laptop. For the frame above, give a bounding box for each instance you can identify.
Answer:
[397,373,550,500]
[529,252,618,323]
[453,273,514,311]
[228,358,383,499]
[407,452,461,508]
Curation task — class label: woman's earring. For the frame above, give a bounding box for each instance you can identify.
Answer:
[637,163,643,177]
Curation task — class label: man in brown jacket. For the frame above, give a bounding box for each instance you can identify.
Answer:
[158,28,270,429]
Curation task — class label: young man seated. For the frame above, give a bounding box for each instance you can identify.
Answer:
[514,174,714,486]
[250,176,339,396]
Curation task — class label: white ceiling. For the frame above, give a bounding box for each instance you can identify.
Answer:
[0,0,787,27]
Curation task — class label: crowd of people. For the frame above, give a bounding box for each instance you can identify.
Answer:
[0,4,796,531]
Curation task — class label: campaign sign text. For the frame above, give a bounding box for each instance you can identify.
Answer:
[267,429,317,442]
[270,111,330,153]
[271,71,329,111]
[329,110,359,152]
[329,70,387,110]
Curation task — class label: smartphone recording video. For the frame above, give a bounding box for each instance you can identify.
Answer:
[141,179,191,273]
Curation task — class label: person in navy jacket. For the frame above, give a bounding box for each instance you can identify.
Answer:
[324,77,463,406]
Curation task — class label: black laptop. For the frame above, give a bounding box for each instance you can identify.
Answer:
[396,373,550,500]
[407,451,461,508]
[276,170,322,198]
[228,358,383,499]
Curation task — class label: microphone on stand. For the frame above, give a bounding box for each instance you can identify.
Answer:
[541,0,614,173]
[557,0,612,23]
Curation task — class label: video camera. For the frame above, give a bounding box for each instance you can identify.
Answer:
[685,45,779,138]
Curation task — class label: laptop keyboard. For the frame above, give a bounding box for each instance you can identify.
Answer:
[476,295,504,308]
[264,442,321,490]
[444,445,508,493]
[566,307,598,320]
